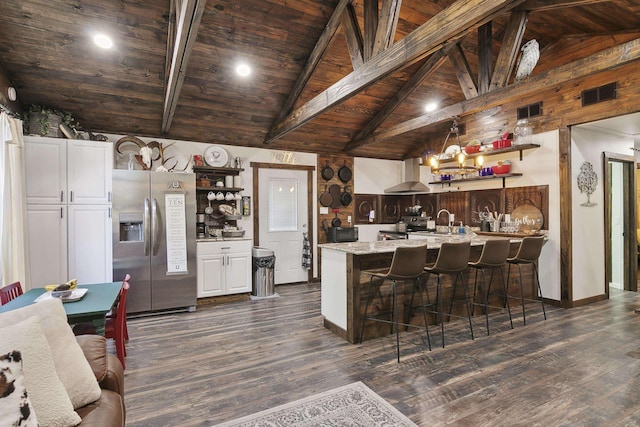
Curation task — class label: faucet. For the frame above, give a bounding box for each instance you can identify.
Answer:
[437,209,455,233]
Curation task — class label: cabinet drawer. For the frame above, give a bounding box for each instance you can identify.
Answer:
[197,240,251,256]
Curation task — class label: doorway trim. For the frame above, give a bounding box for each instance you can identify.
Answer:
[602,152,637,296]
[250,162,315,282]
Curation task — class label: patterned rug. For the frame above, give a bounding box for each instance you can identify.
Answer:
[214,381,417,426]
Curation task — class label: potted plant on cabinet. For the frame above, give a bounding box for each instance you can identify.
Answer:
[23,105,81,137]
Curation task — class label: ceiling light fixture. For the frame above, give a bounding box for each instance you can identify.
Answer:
[235,63,251,77]
[93,34,113,49]
[428,119,479,176]
[425,102,438,113]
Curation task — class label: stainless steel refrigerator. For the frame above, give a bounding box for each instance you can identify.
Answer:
[112,170,197,314]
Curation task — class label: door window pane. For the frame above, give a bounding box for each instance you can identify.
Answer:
[268,178,298,231]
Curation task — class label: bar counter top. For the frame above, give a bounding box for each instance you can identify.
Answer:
[319,232,521,255]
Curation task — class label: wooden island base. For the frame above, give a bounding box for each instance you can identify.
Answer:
[320,235,540,344]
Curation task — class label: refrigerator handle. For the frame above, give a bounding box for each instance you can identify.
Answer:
[152,198,161,256]
[144,197,151,256]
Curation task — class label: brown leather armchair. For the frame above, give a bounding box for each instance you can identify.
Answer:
[74,335,125,426]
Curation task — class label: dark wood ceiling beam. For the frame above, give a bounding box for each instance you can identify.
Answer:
[490,10,528,90]
[448,43,478,99]
[372,0,403,56]
[477,22,493,95]
[363,0,378,61]
[162,0,206,133]
[265,0,526,144]
[517,0,612,11]
[357,37,640,147]
[341,3,364,69]
[344,46,452,152]
[273,0,354,123]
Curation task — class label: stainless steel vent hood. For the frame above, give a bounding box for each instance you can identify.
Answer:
[384,158,430,193]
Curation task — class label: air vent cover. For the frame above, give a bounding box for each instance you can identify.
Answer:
[582,82,617,107]
[517,102,542,120]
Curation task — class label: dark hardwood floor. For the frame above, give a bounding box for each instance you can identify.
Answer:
[122,284,640,426]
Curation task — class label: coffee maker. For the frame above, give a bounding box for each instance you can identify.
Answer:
[196,214,206,238]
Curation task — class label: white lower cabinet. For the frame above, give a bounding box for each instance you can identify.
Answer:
[197,240,252,297]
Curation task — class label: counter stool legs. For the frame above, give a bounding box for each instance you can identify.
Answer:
[506,261,546,325]
[471,266,513,335]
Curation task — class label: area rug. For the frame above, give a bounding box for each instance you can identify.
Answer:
[214,381,417,426]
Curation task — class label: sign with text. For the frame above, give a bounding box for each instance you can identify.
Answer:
[165,192,188,274]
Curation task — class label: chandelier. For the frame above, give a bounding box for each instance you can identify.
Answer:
[428,119,482,176]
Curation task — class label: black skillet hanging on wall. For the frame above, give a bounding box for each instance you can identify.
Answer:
[340,185,352,206]
[338,160,352,183]
[319,185,332,207]
[321,161,334,181]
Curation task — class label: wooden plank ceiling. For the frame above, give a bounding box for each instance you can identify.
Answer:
[0,0,639,160]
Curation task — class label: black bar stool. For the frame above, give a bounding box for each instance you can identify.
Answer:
[506,236,547,325]
[423,241,473,348]
[360,244,431,362]
[469,238,513,335]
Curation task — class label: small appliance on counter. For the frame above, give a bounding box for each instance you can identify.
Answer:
[327,226,358,243]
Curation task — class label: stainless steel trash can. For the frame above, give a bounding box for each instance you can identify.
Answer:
[252,247,275,297]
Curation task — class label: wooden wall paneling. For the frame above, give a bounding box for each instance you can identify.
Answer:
[469,189,505,226]
[558,127,572,307]
[414,194,437,219]
[399,195,416,218]
[380,195,402,224]
[318,155,355,243]
[354,194,378,224]
[504,185,549,230]
[437,192,469,226]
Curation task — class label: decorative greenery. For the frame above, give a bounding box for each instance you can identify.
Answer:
[23,105,80,136]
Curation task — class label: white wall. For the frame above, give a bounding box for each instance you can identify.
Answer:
[570,127,633,301]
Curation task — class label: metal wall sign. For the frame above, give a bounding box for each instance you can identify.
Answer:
[165,191,188,274]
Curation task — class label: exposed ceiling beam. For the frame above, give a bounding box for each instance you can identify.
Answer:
[372,0,403,56]
[518,0,613,11]
[344,46,452,152]
[448,43,478,99]
[162,0,206,133]
[489,10,529,90]
[477,22,493,94]
[341,3,364,69]
[356,37,640,148]
[272,0,353,123]
[363,0,378,61]
[265,0,526,144]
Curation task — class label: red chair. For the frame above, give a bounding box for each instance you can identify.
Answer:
[104,274,130,369]
[0,281,23,305]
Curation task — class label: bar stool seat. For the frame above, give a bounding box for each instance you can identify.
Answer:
[360,245,431,362]
[422,241,473,348]
[506,236,547,325]
[469,239,513,335]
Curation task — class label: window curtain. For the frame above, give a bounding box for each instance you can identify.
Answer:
[0,112,29,289]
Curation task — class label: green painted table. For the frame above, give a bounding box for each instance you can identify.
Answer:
[0,282,122,335]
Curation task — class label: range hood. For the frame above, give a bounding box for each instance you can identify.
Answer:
[384,158,430,193]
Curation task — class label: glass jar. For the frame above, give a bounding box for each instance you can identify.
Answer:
[514,119,532,145]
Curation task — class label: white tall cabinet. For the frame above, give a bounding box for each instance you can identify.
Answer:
[24,136,113,287]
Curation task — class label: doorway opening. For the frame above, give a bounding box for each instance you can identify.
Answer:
[603,152,637,297]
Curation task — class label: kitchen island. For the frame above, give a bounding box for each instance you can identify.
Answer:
[320,233,535,343]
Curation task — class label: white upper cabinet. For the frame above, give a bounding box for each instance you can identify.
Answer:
[25,137,67,204]
[25,136,113,205]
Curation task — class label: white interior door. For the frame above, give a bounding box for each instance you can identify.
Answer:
[258,169,308,284]
[610,161,624,289]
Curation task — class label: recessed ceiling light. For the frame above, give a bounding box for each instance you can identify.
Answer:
[236,63,251,77]
[425,102,438,113]
[93,34,113,49]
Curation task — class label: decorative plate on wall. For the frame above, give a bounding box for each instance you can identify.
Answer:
[204,145,230,167]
